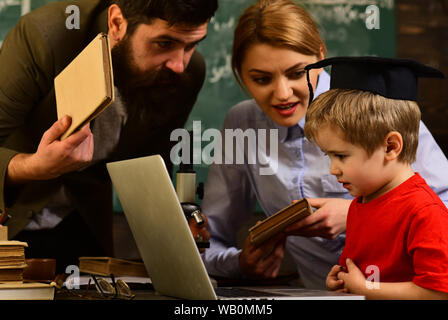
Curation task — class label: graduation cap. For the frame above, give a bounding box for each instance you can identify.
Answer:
[305,56,445,105]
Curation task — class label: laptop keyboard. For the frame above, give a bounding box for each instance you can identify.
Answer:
[215,287,288,298]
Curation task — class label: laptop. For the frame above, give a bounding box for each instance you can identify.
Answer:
[106,155,364,300]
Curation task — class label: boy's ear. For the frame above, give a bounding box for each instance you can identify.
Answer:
[108,4,128,46]
[384,131,403,161]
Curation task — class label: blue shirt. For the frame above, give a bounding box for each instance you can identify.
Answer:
[201,71,448,289]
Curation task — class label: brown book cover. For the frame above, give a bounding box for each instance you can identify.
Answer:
[248,199,313,247]
[79,257,148,278]
[55,32,114,140]
[0,267,24,282]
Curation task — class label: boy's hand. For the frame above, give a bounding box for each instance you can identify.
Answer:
[337,258,366,294]
[326,265,347,292]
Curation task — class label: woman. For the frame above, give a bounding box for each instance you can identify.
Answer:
[201,0,448,289]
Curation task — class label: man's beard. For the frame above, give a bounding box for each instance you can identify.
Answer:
[111,35,189,122]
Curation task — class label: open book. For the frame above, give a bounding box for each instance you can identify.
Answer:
[248,199,313,247]
[55,33,114,140]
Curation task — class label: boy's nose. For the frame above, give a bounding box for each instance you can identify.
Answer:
[330,162,341,176]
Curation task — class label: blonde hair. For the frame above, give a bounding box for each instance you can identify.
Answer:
[232,0,326,87]
[304,89,421,163]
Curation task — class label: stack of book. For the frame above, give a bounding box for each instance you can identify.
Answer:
[0,241,28,283]
[0,241,55,300]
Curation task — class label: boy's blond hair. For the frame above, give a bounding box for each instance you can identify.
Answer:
[304,89,421,163]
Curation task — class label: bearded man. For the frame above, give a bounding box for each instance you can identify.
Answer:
[0,0,217,273]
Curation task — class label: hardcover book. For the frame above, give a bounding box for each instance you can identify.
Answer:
[79,257,148,278]
[248,199,313,247]
[0,241,28,282]
[55,32,114,140]
[0,282,55,300]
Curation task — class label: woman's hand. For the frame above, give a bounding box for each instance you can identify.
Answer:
[239,229,287,279]
[188,213,210,254]
[284,198,351,239]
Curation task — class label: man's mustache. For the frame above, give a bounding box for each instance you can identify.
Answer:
[130,67,183,88]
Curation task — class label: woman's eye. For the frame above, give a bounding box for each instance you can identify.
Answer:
[335,154,346,160]
[253,77,271,85]
[289,70,305,80]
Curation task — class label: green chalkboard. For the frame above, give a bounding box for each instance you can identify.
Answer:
[0,0,396,209]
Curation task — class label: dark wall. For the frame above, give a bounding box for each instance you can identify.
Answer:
[396,0,448,157]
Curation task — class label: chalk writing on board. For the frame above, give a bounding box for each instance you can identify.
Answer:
[0,0,18,14]
[206,16,237,85]
[301,0,393,31]
[211,16,235,32]
[0,0,31,46]
[209,53,232,84]
[0,0,30,15]
[306,3,390,26]
[301,0,393,9]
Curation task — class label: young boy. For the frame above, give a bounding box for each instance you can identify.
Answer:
[304,57,448,299]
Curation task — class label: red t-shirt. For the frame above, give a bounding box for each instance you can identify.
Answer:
[339,173,448,293]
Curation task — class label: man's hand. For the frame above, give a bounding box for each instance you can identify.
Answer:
[239,228,286,279]
[188,213,210,253]
[6,115,94,185]
[284,198,351,239]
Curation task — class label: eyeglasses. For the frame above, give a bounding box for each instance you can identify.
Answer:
[56,274,135,300]
[91,274,135,300]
